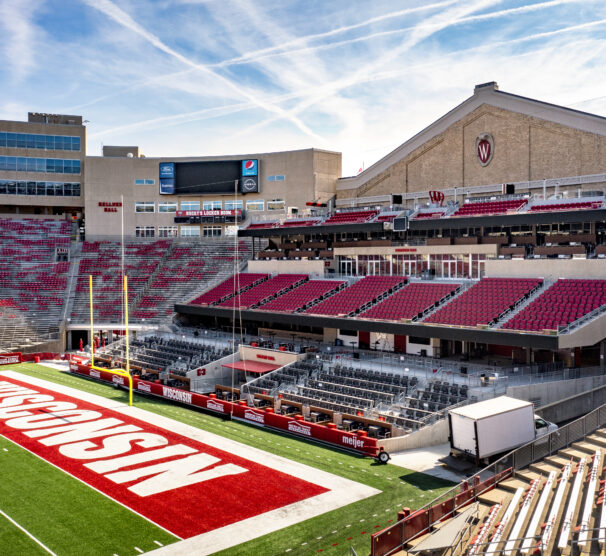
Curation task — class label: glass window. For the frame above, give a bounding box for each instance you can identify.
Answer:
[225,200,243,211]
[0,181,7,194]
[180,201,200,211]
[134,179,155,185]
[158,202,177,213]
[246,199,264,211]
[267,199,285,210]
[135,201,155,213]
[203,200,222,210]
[180,226,200,237]
[0,155,81,174]
[135,226,155,238]
[203,226,222,237]
[158,226,178,237]
[0,132,81,151]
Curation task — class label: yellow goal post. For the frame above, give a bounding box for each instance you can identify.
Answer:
[89,274,133,406]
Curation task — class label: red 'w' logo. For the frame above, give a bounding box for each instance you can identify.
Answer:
[477,140,491,163]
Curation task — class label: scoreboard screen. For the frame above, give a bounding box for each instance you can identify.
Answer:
[159,159,259,195]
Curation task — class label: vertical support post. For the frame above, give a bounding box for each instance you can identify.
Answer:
[89,274,94,368]
[124,275,130,379]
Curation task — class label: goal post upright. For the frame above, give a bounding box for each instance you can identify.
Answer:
[88,273,133,406]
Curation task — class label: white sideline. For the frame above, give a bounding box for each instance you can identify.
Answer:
[0,509,57,556]
[0,370,379,555]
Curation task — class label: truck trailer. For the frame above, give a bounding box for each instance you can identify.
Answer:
[448,396,557,464]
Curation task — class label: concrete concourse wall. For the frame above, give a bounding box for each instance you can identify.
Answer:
[506,375,606,409]
[247,259,326,277]
[485,258,606,281]
[377,418,449,452]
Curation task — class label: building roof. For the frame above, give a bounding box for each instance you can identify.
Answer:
[338,81,606,191]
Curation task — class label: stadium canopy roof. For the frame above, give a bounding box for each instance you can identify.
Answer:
[222,360,281,374]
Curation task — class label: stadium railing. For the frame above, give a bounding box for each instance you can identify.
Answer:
[370,403,606,556]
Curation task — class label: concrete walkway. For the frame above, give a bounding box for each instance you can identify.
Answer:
[389,443,465,483]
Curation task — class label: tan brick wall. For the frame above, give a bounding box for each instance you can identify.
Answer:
[339,104,606,199]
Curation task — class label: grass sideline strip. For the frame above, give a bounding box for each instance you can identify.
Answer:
[4,363,454,555]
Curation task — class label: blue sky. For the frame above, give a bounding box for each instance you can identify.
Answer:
[1,0,606,176]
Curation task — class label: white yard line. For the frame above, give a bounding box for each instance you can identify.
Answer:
[0,509,57,556]
[1,370,379,555]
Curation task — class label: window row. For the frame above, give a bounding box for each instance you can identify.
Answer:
[134,179,155,185]
[0,156,81,174]
[0,179,81,197]
[267,175,285,182]
[135,226,225,238]
[135,199,275,212]
[0,132,81,151]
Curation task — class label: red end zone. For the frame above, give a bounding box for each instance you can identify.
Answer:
[0,376,328,539]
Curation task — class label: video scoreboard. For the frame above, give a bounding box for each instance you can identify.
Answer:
[159,159,259,195]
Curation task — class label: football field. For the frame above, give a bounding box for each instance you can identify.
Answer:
[0,363,454,555]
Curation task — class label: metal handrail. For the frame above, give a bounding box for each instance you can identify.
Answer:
[559,302,606,334]
[374,403,606,556]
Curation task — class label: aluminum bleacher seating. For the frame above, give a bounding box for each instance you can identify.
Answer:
[413,210,447,219]
[373,212,400,223]
[0,218,71,348]
[323,209,379,225]
[279,219,321,227]
[361,282,460,321]
[304,275,407,316]
[71,238,254,323]
[218,274,308,309]
[190,272,268,306]
[246,221,278,229]
[530,199,603,212]
[452,198,527,217]
[502,279,606,331]
[259,279,346,313]
[424,277,542,326]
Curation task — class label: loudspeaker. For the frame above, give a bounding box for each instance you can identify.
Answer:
[505,183,515,195]
[392,194,403,205]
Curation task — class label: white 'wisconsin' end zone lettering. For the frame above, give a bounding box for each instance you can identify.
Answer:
[0,380,247,497]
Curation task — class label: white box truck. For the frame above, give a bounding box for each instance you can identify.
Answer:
[448,396,557,464]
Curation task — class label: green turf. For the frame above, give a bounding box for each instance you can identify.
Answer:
[1,364,455,555]
[0,436,178,556]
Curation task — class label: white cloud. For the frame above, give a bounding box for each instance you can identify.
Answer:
[4,0,605,177]
[0,0,41,82]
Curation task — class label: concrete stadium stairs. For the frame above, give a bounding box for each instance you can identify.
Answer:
[400,430,606,555]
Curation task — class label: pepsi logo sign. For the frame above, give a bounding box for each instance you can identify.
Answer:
[241,159,258,176]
